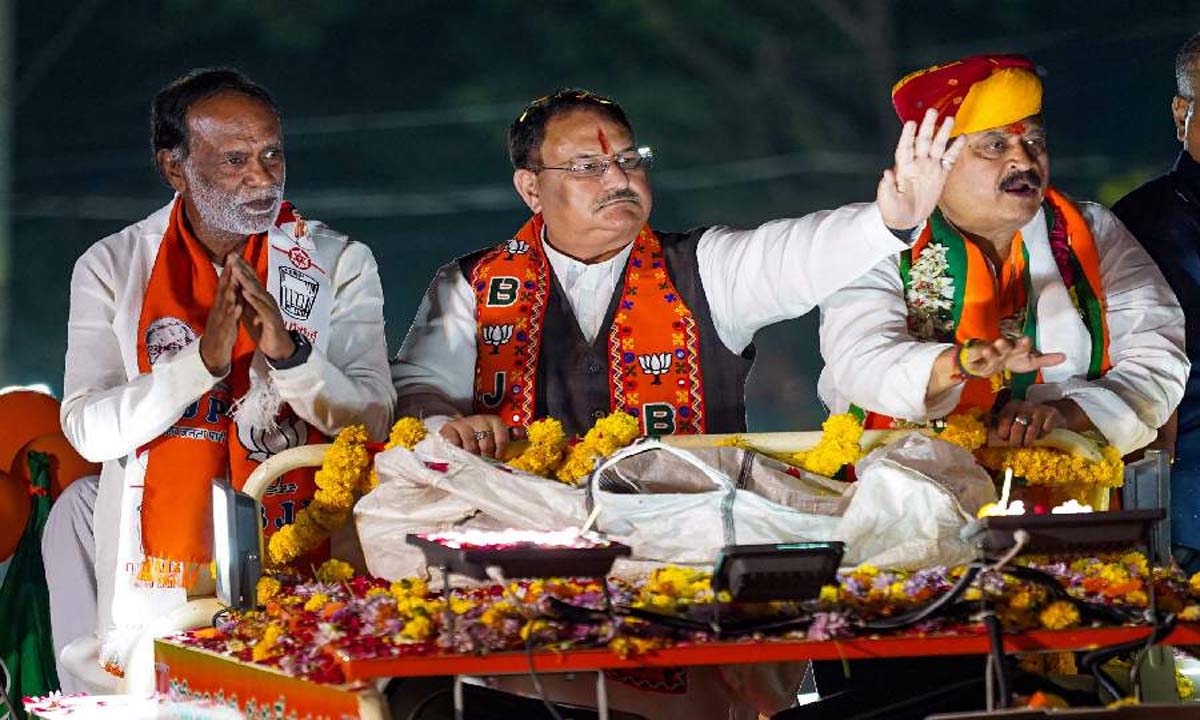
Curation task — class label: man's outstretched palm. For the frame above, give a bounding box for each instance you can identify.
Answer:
[877,108,966,230]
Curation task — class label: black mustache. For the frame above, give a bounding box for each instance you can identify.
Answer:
[595,189,642,209]
[999,170,1042,191]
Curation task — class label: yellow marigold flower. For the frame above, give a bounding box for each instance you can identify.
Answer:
[267,525,300,566]
[785,413,863,477]
[938,410,987,451]
[963,587,983,602]
[480,601,514,628]
[1120,551,1149,576]
[1124,590,1148,607]
[335,425,369,445]
[1179,605,1200,622]
[556,412,641,484]
[1071,557,1095,574]
[251,623,285,662]
[449,597,475,615]
[520,619,549,641]
[1039,600,1080,630]
[1178,668,1195,700]
[401,615,435,641]
[1189,572,1200,597]
[509,440,565,478]
[1010,590,1034,610]
[609,636,659,659]
[1099,564,1130,584]
[256,576,282,604]
[316,559,355,584]
[854,564,880,578]
[526,417,566,446]
[390,577,429,600]
[595,412,640,445]
[818,585,839,604]
[366,587,391,599]
[270,425,371,567]
[387,417,427,450]
[304,593,329,612]
[976,443,1124,490]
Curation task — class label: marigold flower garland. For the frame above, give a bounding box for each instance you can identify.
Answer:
[786,413,865,477]
[886,409,1122,503]
[507,417,567,477]
[506,412,641,485]
[934,408,988,451]
[267,425,370,566]
[557,412,641,483]
[975,445,1124,502]
[268,418,427,566]
[721,412,865,477]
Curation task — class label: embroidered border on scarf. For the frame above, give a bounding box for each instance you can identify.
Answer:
[471,216,706,435]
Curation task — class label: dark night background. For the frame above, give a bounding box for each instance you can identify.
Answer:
[7,0,1198,429]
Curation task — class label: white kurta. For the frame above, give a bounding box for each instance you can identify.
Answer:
[817,201,1189,454]
[391,202,912,422]
[60,200,395,668]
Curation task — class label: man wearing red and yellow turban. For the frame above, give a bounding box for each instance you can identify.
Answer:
[818,54,1187,456]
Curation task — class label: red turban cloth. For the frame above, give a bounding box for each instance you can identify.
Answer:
[892,54,1042,137]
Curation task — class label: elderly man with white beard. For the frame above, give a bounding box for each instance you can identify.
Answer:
[43,68,393,691]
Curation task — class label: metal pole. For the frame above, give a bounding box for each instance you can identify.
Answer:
[0,0,13,382]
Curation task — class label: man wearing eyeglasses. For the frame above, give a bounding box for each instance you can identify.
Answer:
[818,53,1185,460]
[393,88,968,456]
[1115,32,1200,574]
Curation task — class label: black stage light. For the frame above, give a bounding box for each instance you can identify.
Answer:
[712,541,844,602]
[406,531,631,581]
[211,479,262,611]
[964,509,1165,557]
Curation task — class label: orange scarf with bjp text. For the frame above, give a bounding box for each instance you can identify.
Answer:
[470,214,707,435]
[134,198,321,588]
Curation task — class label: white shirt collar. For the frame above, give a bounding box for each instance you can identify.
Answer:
[539,225,634,289]
[539,224,634,342]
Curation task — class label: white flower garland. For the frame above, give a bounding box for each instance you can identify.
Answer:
[906,242,955,340]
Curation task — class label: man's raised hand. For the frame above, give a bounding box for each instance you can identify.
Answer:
[877,108,966,231]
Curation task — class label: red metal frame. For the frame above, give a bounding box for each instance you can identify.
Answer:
[336,623,1200,681]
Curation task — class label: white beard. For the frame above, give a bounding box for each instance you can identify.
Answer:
[183,162,285,236]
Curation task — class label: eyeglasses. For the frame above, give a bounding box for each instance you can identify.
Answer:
[537,147,654,178]
[969,132,1048,161]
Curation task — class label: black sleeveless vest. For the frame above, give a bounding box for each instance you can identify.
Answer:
[460,228,755,436]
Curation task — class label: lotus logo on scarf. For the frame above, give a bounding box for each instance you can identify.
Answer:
[637,352,673,384]
[237,414,308,463]
[145,317,198,366]
[279,267,319,321]
[482,324,514,354]
[505,238,530,258]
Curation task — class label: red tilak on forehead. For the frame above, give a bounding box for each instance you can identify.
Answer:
[1005,121,1027,135]
[597,127,611,154]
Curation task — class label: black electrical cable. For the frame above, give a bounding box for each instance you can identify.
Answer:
[0,657,16,720]
[983,611,1010,709]
[524,632,566,720]
[485,566,566,720]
